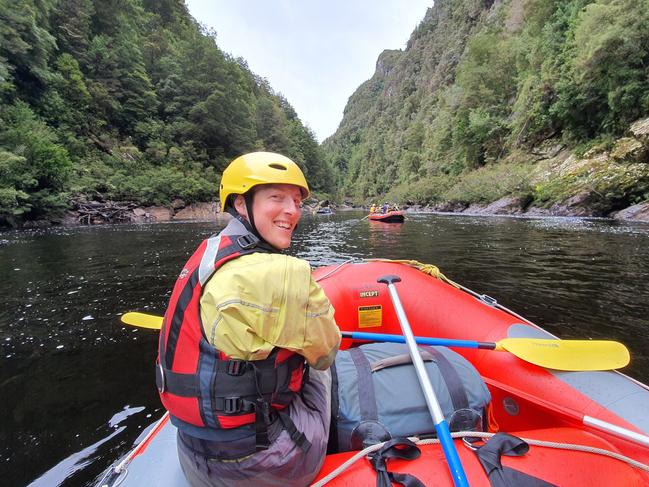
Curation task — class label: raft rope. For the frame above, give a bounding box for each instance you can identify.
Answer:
[314,259,354,282]
[367,258,461,288]
[314,258,460,289]
[309,431,649,487]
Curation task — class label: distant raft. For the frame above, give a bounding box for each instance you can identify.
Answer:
[368,210,405,222]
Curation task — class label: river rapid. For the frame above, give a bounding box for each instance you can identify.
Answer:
[2,211,649,486]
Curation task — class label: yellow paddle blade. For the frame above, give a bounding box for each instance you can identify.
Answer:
[497,338,630,371]
[121,312,163,330]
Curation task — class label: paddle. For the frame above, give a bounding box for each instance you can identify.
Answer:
[119,312,649,453]
[120,312,629,372]
[121,311,164,329]
[378,274,469,487]
[340,331,629,372]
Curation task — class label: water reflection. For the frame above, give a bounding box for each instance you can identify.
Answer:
[1,212,648,486]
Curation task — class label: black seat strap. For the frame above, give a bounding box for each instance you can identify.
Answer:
[368,438,426,487]
[470,433,558,487]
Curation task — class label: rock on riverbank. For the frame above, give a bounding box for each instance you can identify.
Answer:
[415,197,649,222]
[57,199,220,227]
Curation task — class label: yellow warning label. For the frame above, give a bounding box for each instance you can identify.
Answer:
[358,305,382,328]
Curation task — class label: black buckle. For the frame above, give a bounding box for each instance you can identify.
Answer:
[256,398,272,425]
[237,234,259,250]
[226,360,246,376]
[224,397,242,414]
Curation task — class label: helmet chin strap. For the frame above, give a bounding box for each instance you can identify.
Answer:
[226,194,278,252]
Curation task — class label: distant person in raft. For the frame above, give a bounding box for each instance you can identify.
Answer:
[381,202,388,214]
[156,151,341,487]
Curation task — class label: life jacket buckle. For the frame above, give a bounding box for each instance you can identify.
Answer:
[224,397,242,414]
[227,359,246,376]
[237,234,259,250]
[156,363,166,393]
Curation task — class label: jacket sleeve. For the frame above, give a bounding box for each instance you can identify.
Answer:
[299,277,340,370]
[259,255,340,370]
[200,254,340,368]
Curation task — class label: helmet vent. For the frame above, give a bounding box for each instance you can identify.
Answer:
[268,163,287,171]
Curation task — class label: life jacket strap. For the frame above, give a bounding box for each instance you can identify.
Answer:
[157,355,282,398]
[156,362,198,396]
[254,398,273,450]
[278,410,311,453]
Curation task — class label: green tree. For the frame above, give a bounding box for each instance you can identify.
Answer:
[0,102,72,221]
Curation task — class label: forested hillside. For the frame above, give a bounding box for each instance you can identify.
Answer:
[0,0,334,226]
[325,0,649,216]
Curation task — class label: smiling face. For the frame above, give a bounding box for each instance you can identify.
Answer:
[234,184,303,249]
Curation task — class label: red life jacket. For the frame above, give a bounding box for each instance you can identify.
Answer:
[157,231,308,451]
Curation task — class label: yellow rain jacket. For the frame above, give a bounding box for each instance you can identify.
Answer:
[176,217,339,485]
[200,251,341,370]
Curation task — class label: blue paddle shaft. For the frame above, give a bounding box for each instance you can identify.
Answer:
[436,420,470,487]
[342,330,496,350]
[378,275,470,487]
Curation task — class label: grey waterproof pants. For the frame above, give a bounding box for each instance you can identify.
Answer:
[177,368,332,487]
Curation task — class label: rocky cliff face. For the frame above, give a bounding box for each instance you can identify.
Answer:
[324,0,649,220]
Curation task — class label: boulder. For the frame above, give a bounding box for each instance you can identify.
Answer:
[173,202,219,221]
[144,206,173,222]
[171,198,186,210]
[482,196,528,215]
[522,206,554,216]
[61,211,80,226]
[558,191,609,216]
[431,201,468,212]
[612,202,649,222]
[630,117,649,142]
[462,203,489,215]
[610,137,647,164]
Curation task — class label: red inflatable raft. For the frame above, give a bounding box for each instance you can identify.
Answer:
[99,260,649,487]
[368,210,405,223]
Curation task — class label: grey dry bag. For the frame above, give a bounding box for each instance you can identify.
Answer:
[329,342,491,452]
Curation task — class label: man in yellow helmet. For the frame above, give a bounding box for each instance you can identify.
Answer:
[157,152,341,486]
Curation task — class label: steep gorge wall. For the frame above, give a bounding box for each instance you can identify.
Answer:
[324,0,649,218]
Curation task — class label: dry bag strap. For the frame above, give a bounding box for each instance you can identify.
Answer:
[349,347,379,422]
[368,438,426,487]
[422,346,470,411]
[469,432,558,487]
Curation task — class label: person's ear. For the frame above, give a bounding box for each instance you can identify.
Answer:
[233,195,248,219]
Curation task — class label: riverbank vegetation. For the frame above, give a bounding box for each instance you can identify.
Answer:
[324,0,649,215]
[2,0,649,227]
[0,0,335,226]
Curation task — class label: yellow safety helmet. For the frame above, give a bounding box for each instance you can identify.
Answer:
[219,152,310,211]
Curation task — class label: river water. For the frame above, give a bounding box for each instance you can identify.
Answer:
[2,211,649,486]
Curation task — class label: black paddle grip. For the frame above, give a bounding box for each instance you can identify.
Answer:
[377,275,401,285]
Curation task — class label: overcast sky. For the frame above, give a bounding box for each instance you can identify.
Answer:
[184,1,432,142]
